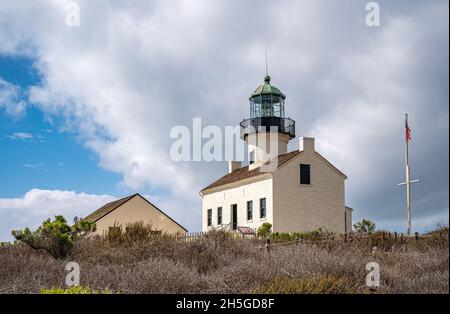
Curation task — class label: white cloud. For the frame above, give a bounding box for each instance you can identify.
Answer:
[6,132,34,140]
[23,163,44,169]
[0,0,448,233]
[0,189,117,241]
[0,77,26,116]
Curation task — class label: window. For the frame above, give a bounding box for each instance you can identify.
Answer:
[207,209,212,227]
[249,151,255,165]
[231,204,238,230]
[344,211,347,233]
[261,95,274,116]
[217,207,222,225]
[247,201,253,221]
[300,164,311,185]
[260,198,266,219]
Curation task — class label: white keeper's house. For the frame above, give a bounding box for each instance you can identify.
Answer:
[200,74,352,233]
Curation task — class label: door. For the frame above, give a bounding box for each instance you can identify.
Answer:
[231,204,238,230]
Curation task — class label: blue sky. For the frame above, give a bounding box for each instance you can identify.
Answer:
[0,0,448,241]
[0,56,121,196]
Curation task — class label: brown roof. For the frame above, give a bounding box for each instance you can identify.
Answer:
[84,194,138,223]
[201,150,301,192]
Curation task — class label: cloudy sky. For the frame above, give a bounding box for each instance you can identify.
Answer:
[0,0,448,241]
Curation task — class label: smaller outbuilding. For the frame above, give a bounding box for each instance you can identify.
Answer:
[84,193,187,235]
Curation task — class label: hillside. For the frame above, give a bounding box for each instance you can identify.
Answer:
[0,228,448,294]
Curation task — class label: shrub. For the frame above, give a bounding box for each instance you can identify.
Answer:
[426,222,449,236]
[258,223,272,237]
[353,219,376,233]
[12,215,96,258]
[176,230,254,274]
[254,275,360,294]
[40,286,111,294]
[270,229,324,242]
[103,221,162,244]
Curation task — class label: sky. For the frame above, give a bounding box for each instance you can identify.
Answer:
[0,0,448,241]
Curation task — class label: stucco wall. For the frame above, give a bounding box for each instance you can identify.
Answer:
[272,151,347,233]
[345,207,353,233]
[247,132,290,170]
[93,196,186,235]
[201,178,273,231]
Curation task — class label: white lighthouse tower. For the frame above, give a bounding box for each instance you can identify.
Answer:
[240,75,295,170]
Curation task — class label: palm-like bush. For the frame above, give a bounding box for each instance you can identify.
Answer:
[353,219,376,233]
[12,215,96,258]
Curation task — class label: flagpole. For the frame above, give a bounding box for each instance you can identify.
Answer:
[398,113,420,237]
[405,114,411,236]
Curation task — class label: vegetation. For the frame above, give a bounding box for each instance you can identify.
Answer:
[353,219,376,233]
[105,221,162,244]
[270,228,324,241]
[257,222,272,237]
[40,286,111,294]
[425,222,448,236]
[11,215,96,258]
[1,219,448,294]
[255,275,360,294]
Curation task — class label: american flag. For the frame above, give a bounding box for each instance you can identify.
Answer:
[405,115,411,142]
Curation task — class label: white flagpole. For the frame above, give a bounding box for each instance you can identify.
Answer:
[398,113,420,237]
[405,114,411,236]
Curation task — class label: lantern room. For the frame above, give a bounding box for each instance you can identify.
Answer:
[249,75,285,118]
[240,75,295,141]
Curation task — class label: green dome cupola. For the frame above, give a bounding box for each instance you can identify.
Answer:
[250,75,286,100]
[240,74,295,140]
[249,75,286,118]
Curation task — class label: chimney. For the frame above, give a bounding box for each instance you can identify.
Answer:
[299,137,315,152]
[228,161,241,173]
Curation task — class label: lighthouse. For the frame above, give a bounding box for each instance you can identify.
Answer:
[240,75,295,170]
[201,72,351,234]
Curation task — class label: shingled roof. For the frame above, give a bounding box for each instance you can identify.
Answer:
[83,194,138,223]
[201,150,302,192]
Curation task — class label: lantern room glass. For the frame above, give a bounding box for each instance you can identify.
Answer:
[250,94,285,119]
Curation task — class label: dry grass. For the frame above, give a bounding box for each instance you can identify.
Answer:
[254,275,360,294]
[0,224,447,294]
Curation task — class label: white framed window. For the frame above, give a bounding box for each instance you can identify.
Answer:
[217,207,222,225]
[260,198,266,219]
[207,209,212,227]
[247,201,253,221]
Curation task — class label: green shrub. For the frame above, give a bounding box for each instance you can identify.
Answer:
[270,228,324,242]
[12,215,96,258]
[353,219,376,233]
[258,223,272,237]
[270,232,294,241]
[40,286,111,294]
[255,276,360,294]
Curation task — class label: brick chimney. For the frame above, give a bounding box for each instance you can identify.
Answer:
[299,137,315,152]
